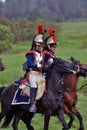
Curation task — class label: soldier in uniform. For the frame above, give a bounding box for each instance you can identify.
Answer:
[43,28,57,68]
[26,25,45,112]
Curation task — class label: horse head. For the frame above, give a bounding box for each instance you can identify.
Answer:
[0,58,5,71]
[54,58,77,75]
[70,57,87,77]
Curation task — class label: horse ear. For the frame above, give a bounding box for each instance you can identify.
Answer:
[70,57,75,62]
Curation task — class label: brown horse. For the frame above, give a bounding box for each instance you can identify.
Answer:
[62,58,87,130]
[0,58,5,71]
[0,57,87,130]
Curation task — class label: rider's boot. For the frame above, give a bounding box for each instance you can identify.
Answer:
[29,87,37,113]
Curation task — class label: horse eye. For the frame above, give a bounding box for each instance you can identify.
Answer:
[79,64,82,67]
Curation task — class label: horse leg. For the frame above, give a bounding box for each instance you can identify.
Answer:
[71,107,84,130]
[1,109,14,128]
[66,111,75,129]
[64,105,75,129]
[12,116,20,130]
[0,107,7,122]
[21,112,34,130]
[12,111,22,130]
[0,96,11,122]
[57,107,68,130]
[0,112,4,122]
[44,114,50,130]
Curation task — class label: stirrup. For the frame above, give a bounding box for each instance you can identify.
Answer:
[29,104,37,113]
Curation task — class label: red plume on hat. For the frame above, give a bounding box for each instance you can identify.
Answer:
[38,25,44,34]
[48,28,56,42]
[48,28,55,36]
[53,35,56,42]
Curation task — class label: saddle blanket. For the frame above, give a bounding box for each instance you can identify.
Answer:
[12,89,30,105]
[12,77,45,105]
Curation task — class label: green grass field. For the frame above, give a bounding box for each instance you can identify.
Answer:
[0,21,87,130]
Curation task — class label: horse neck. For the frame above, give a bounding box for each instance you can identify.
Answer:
[64,74,78,89]
[46,67,63,96]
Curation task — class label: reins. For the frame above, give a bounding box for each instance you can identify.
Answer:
[63,78,87,92]
[62,62,87,92]
[77,81,87,91]
[79,65,87,71]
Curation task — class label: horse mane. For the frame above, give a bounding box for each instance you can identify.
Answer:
[54,58,76,74]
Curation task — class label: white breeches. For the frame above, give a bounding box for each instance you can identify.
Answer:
[29,70,45,88]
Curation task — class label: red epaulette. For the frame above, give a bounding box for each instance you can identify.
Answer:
[25,50,36,59]
[42,50,49,59]
[43,50,49,55]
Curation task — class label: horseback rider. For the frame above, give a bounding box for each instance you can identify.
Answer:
[13,26,77,114]
[43,29,76,74]
[25,25,45,113]
[43,28,57,70]
[23,27,58,113]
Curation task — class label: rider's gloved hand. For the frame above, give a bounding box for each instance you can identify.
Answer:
[37,63,42,68]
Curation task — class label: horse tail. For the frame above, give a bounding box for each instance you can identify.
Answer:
[0,86,5,97]
[1,109,14,128]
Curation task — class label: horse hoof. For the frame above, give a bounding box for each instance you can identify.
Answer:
[62,128,68,130]
[78,129,84,130]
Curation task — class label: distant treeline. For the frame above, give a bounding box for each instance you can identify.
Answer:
[0,0,87,22]
[0,18,62,53]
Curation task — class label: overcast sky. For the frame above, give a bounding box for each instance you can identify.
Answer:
[1,0,5,2]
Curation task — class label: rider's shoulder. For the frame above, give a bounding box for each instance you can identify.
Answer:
[26,50,36,57]
[43,50,50,55]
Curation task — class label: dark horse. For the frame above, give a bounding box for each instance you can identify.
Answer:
[0,58,77,130]
[0,58,86,130]
[0,58,5,71]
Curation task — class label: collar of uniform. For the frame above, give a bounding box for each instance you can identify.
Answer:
[48,50,55,55]
[35,49,41,54]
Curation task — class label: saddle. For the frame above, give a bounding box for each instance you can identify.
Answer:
[12,76,45,105]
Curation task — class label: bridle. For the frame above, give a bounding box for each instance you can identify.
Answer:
[62,63,87,92]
